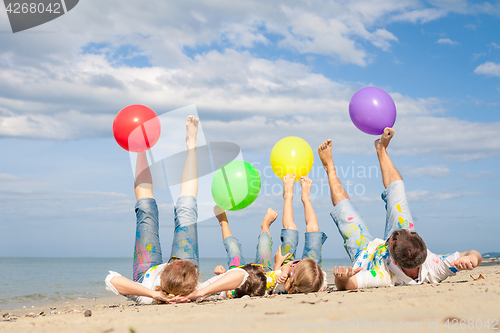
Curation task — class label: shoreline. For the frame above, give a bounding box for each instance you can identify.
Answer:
[2,260,499,332]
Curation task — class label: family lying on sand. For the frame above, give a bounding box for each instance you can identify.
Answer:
[105,116,482,304]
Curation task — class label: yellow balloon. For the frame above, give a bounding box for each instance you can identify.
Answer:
[270,137,314,182]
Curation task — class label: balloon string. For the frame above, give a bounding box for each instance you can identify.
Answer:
[141,124,151,149]
[221,166,236,208]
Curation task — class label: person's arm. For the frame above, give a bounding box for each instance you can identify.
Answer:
[276,264,291,284]
[450,250,482,270]
[273,246,291,271]
[333,266,362,291]
[187,269,247,300]
[109,276,171,302]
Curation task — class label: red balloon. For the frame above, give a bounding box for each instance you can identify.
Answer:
[112,105,161,152]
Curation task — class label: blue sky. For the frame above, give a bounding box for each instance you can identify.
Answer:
[0,0,499,260]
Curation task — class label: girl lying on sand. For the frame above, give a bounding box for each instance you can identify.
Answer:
[207,174,329,299]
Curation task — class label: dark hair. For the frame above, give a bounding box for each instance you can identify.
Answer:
[234,264,266,298]
[285,258,324,294]
[389,230,427,269]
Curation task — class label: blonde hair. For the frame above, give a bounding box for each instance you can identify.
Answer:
[154,260,199,303]
[285,258,324,294]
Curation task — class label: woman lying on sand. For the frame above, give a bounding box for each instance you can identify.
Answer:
[105,116,265,304]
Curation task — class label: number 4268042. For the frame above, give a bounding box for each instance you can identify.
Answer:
[5,2,62,14]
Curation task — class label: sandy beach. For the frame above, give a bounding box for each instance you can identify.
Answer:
[2,260,499,333]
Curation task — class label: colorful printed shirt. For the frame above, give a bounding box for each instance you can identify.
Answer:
[353,238,460,289]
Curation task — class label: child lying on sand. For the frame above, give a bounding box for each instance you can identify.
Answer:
[210,175,328,298]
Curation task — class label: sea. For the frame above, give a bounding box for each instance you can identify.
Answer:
[0,257,351,310]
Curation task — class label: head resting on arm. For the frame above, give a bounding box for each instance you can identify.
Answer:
[155,259,200,303]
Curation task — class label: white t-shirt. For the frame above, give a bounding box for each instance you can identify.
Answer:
[353,238,460,289]
[105,264,249,304]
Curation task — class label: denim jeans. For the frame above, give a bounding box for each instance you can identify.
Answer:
[133,195,199,282]
[330,180,415,263]
[223,228,327,271]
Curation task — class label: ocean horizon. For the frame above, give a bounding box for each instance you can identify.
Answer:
[0,257,351,310]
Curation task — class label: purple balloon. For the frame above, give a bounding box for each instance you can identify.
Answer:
[349,87,396,135]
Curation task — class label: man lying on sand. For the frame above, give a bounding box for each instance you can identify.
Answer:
[318,128,482,291]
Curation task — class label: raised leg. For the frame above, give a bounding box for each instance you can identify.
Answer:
[179,115,199,197]
[375,127,401,188]
[300,176,327,266]
[170,116,200,266]
[300,176,319,232]
[255,208,277,271]
[215,206,246,269]
[318,139,349,206]
[280,174,299,264]
[318,139,373,263]
[133,152,161,282]
[375,128,416,239]
[134,151,154,200]
[282,173,297,230]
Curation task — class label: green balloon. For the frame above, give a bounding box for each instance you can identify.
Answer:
[211,161,261,211]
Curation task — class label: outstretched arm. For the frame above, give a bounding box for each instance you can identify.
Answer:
[187,269,246,300]
[109,276,171,302]
[451,250,482,270]
[334,266,363,291]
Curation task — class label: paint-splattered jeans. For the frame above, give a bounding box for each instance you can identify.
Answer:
[223,232,274,271]
[280,229,327,267]
[133,196,199,282]
[223,229,327,271]
[330,180,415,263]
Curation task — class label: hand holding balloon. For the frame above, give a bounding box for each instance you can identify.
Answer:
[349,87,396,135]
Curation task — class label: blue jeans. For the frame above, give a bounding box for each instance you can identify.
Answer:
[133,195,199,282]
[223,229,327,271]
[280,229,328,267]
[330,180,415,263]
[223,232,273,271]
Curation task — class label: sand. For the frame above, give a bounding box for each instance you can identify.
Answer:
[1,260,499,333]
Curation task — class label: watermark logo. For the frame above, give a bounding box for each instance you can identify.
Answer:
[3,0,79,33]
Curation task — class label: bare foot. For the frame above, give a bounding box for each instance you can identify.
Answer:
[261,208,278,231]
[186,115,199,149]
[214,205,228,226]
[283,173,295,200]
[375,127,395,151]
[300,176,312,202]
[318,139,334,172]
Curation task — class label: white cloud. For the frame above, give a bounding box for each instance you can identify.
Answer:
[278,8,369,66]
[474,61,500,77]
[0,109,113,139]
[462,171,494,179]
[437,38,458,45]
[391,8,448,23]
[404,165,450,178]
[406,189,482,202]
[0,189,134,218]
[0,48,499,162]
